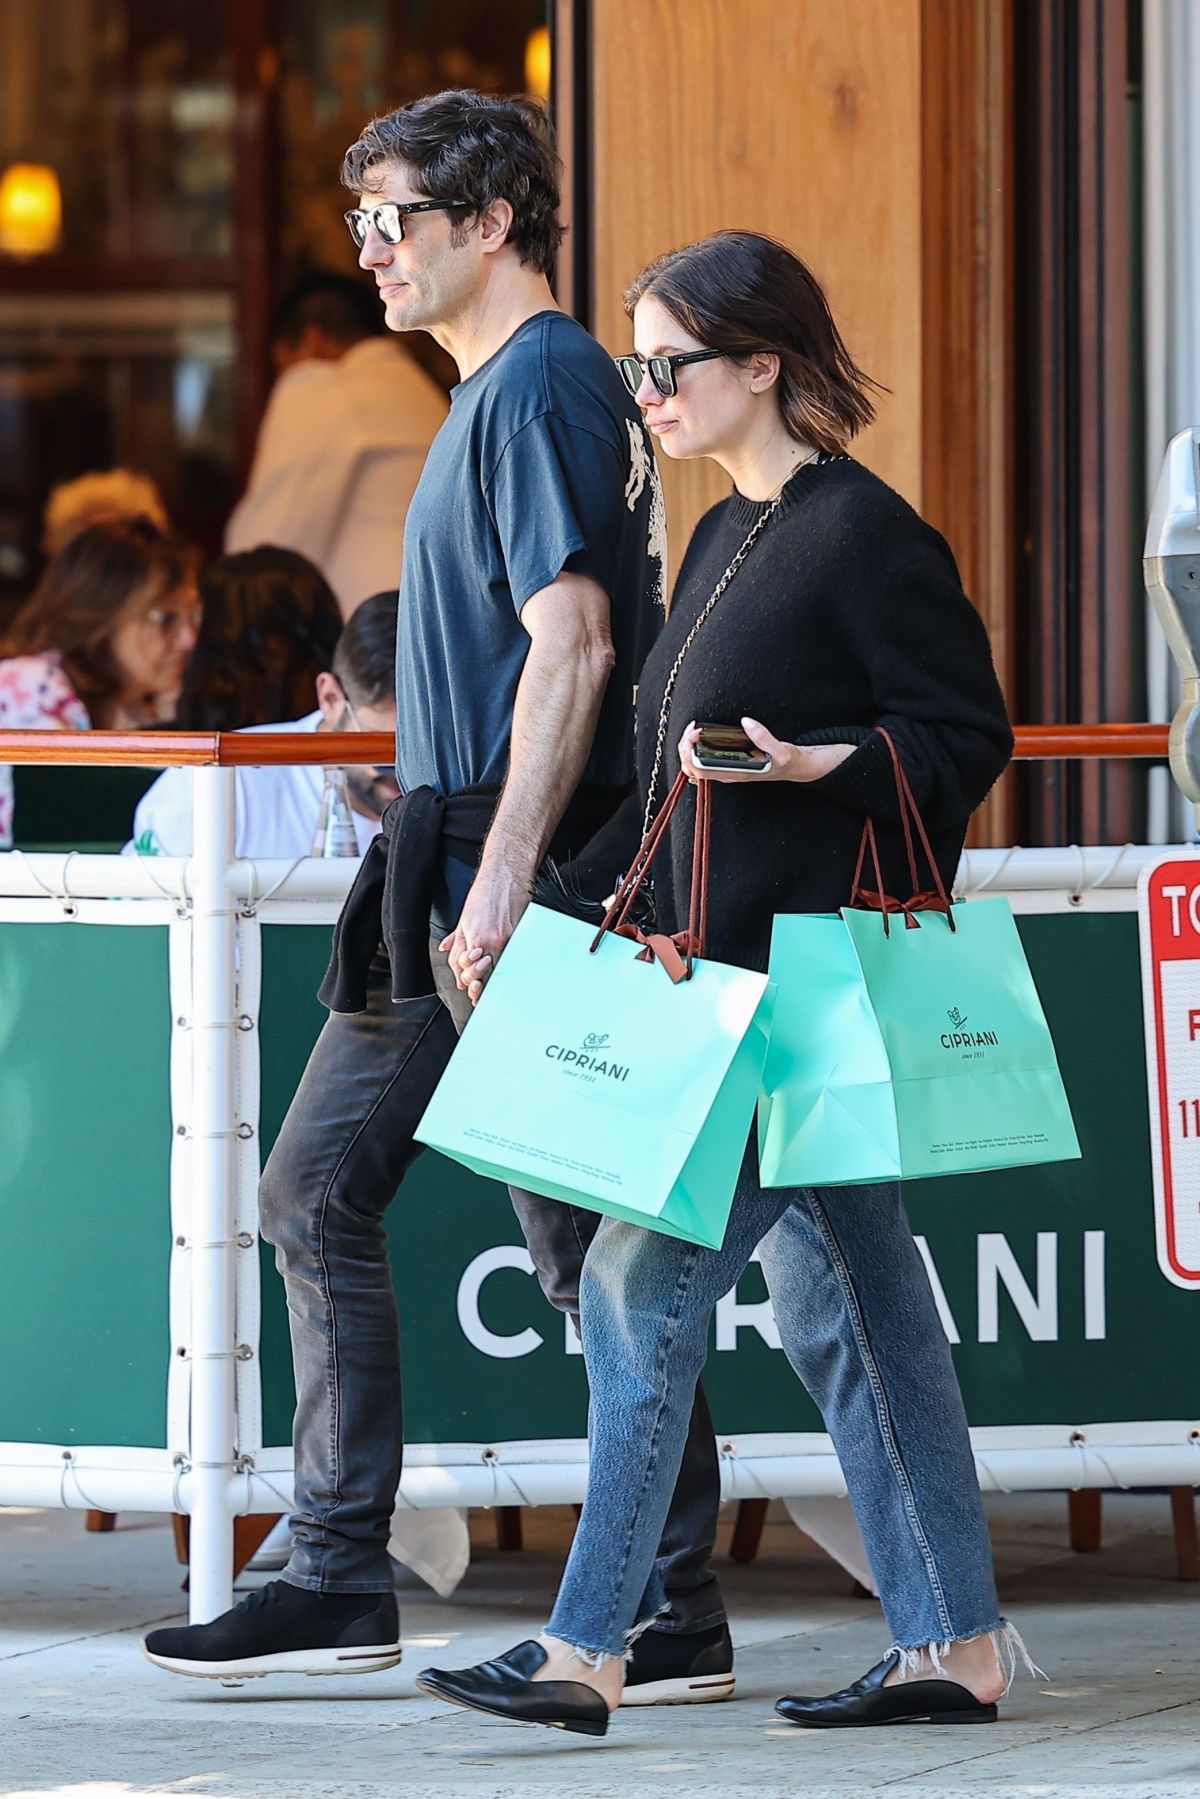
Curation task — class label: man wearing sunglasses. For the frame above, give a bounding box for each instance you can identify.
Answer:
[145,89,734,1708]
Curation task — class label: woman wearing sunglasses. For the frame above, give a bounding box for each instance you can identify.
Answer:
[420,230,1021,1736]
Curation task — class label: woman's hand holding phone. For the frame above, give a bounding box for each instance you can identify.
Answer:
[678,718,857,785]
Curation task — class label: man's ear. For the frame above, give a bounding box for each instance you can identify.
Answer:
[314,670,344,723]
[477,197,515,258]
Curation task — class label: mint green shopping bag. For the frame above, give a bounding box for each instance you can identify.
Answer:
[842,896,1079,1177]
[758,901,1081,1187]
[417,777,775,1249]
[757,730,1080,1187]
[758,910,903,1185]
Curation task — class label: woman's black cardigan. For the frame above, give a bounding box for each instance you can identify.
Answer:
[572,456,1014,974]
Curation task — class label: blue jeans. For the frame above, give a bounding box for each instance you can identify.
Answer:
[548,1139,1001,1658]
[258,942,724,1630]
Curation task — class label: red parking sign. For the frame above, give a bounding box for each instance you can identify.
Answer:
[1138,857,1200,1287]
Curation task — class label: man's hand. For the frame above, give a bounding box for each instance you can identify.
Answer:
[438,855,530,1004]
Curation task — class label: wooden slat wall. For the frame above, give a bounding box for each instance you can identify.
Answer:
[921,0,1016,843]
[587,0,1016,842]
[1076,0,1133,843]
[589,0,924,561]
[1016,0,1134,845]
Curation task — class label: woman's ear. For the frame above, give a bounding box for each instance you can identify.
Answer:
[747,351,782,394]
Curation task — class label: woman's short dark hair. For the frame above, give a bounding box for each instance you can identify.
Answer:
[174,547,342,732]
[625,231,882,453]
[2,517,196,710]
[333,591,398,709]
[341,89,564,278]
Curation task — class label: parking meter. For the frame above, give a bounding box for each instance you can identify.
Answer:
[1145,427,1200,813]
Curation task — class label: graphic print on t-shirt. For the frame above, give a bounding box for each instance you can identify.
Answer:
[624,418,667,613]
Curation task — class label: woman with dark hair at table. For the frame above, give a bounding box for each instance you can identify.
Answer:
[172,545,343,732]
[0,518,199,847]
[418,231,1026,1737]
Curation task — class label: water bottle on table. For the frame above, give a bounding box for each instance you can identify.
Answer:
[312,767,358,858]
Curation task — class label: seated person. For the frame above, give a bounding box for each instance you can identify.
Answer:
[225,271,447,617]
[172,545,343,732]
[0,519,199,848]
[128,591,398,858]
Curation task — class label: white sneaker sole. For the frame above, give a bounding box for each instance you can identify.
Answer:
[619,1672,736,1707]
[142,1643,402,1681]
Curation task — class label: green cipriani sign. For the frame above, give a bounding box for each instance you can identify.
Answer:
[0,912,1192,1450]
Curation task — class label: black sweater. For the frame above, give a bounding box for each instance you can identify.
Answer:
[573,455,1013,973]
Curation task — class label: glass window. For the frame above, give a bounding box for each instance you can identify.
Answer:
[0,292,235,617]
[0,0,235,262]
[0,0,549,625]
[278,0,548,273]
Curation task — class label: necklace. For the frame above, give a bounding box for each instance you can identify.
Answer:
[761,443,820,502]
[640,494,783,835]
[639,446,844,835]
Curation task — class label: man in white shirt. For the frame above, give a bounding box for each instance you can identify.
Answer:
[129,593,399,858]
[225,274,447,616]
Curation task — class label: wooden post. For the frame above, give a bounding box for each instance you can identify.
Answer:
[495,1507,524,1552]
[1068,1489,1103,1552]
[1170,1487,1199,1581]
[729,1498,768,1563]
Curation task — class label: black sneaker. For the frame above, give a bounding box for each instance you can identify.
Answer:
[620,1621,735,1706]
[143,1579,402,1681]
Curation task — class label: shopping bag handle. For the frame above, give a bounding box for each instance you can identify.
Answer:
[589,771,712,981]
[850,728,955,937]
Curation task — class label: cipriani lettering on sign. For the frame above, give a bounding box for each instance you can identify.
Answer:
[454,1232,1108,1359]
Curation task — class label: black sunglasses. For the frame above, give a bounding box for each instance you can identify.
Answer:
[615,347,772,399]
[344,198,470,248]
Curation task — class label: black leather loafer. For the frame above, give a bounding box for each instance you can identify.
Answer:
[776,1652,998,1728]
[416,1639,610,1737]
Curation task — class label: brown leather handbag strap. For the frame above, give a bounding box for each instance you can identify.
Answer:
[687,776,712,966]
[592,770,689,948]
[589,770,713,981]
[849,728,955,937]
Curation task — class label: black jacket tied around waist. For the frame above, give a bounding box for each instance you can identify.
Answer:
[318,784,498,1013]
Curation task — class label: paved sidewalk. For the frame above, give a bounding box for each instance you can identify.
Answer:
[0,1493,1197,1799]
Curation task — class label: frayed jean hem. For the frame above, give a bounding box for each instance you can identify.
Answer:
[889,1619,1045,1693]
[544,1605,667,1669]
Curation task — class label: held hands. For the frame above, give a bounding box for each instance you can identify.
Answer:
[677,718,858,785]
[438,853,531,1005]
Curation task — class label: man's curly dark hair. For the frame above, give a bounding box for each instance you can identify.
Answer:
[341,89,565,278]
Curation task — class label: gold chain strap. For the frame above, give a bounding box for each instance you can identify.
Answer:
[640,493,785,837]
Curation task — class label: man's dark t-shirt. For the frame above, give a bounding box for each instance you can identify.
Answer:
[394,309,666,930]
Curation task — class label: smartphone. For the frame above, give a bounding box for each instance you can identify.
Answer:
[693,722,773,774]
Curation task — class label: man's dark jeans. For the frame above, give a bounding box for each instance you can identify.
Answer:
[258,942,725,1632]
